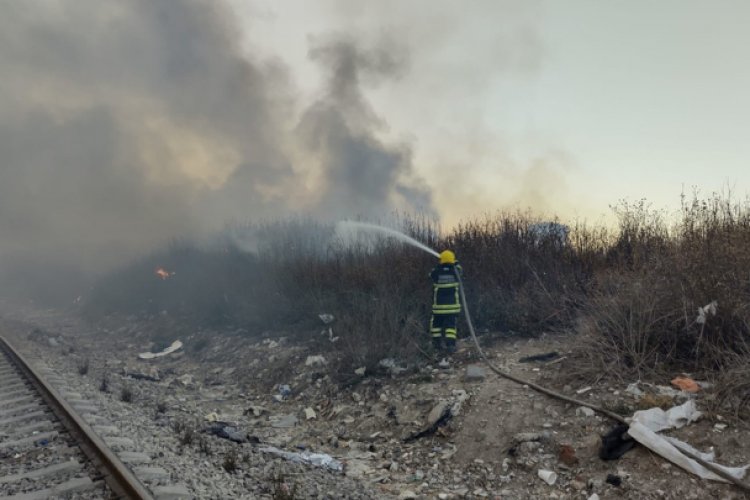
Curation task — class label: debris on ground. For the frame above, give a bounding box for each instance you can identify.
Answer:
[576,406,596,417]
[631,400,702,432]
[203,421,248,443]
[259,446,344,473]
[519,351,560,363]
[537,469,557,485]
[379,358,406,375]
[124,368,161,382]
[671,376,700,393]
[138,340,183,360]
[628,400,750,482]
[305,355,326,367]
[558,444,578,466]
[606,473,622,486]
[599,424,636,460]
[465,365,485,381]
[318,313,335,324]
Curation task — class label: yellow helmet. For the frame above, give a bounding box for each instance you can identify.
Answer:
[439,250,456,264]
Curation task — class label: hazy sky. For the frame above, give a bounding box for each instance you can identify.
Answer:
[1,0,749,294]
[231,0,750,225]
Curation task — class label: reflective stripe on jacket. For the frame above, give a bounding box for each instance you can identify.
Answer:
[430,262,462,314]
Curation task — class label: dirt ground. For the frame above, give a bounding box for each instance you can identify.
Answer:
[1,299,748,499]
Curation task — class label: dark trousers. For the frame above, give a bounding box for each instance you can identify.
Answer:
[430,314,457,346]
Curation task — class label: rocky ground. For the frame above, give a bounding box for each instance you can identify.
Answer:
[1,300,748,499]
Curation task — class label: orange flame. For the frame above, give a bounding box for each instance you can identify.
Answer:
[155,267,172,280]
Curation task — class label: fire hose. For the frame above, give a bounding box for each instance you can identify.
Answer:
[454,270,750,492]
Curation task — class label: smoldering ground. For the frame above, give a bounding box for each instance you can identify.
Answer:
[0,0,432,302]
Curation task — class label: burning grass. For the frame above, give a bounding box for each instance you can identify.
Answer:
[84,195,750,415]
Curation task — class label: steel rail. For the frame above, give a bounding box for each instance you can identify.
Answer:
[0,335,154,500]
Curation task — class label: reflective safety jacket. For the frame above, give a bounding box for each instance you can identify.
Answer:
[430,262,463,315]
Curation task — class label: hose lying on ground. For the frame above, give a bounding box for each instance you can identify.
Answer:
[454,271,750,493]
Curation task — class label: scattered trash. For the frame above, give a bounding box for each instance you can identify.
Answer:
[512,432,551,445]
[537,469,557,485]
[405,402,452,442]
[354,367,366,376]
[671,376,700,393]
[379,358,406,375]
[437,359,450,369]
[305,355,327,367]
[304,407,316,420]
[558,444,578,466]
[125,370,160,382]
[627,421,749,482]
[605,473,622,487]
[627,400,750,482]
[138,340,183,360]
[427,401,452,427]
[318,313,335,324]
[576,386,592,395]
[204,412,220,422]
[203,422,247,443]
[278,384,292,398]
[587,494,600,500]
[519,351,560,363]
[599,424,635,460]
[631,400,702,432]
[269,414,298,429]
[259,446,343,473]
[625,382,644,397]
[576,406,595,418]
[695,300,717,324]
[243,405,267,417]
[714,423,728,432]
[465,365,485,381]
[36,439,49,447]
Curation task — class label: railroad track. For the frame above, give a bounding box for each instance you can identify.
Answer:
[0,335,153,500]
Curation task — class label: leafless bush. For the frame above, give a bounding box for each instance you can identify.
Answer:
[77,359,89,375]
[577,194,750,382]
[119,385,133,403]
[180,428,195,446]
[269,472,298,500]
[171,418,187,435]
[83,200,750,409]
[197,435,212,455]
[222,447,238,473]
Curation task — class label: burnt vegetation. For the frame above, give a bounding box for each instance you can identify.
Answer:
[85,194,750,417]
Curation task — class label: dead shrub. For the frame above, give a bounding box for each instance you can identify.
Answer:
[99,374,109,392]
[119,385,134,403]
[577,194,750,382]
[197,435,212,455]
[269,472,298,500]
[77,359,89,376]
[222,448,238,473]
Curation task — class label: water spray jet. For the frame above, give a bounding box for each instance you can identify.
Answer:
[334,221,440,258]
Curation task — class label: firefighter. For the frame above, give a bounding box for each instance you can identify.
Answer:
[429,249,463,354]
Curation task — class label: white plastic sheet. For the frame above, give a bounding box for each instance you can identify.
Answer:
[631,400,702,432]
[627,400,749,483]
[138,340,183,359]
[259,446,344,473]
[628,422,748,482]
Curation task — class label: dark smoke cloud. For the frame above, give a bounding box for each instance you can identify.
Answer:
[0,1,433,301]
[296,35,433,218]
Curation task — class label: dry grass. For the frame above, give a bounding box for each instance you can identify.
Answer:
[84,195,750,415]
